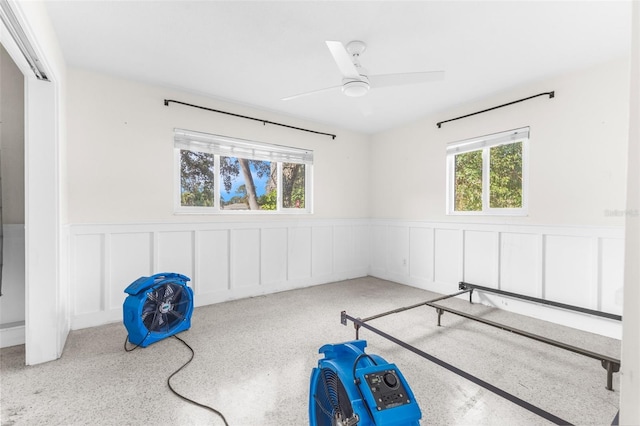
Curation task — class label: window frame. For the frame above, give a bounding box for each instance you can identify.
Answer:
[446,127,529,216]
[174,128,313,214]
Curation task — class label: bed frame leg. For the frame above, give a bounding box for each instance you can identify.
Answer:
[458,282,474,304]
[437,308,444,326]
[602,360,620,391]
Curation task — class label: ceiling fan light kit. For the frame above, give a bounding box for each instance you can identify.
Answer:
[342,78,370,97]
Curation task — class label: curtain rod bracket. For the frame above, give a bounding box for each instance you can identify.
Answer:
[437,91,555,128]
[164,99,336,139]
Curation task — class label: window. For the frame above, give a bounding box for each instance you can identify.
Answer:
[446,127,529,215]
[174,128,313,213]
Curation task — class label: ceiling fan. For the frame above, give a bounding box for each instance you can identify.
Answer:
[282,40,444,101]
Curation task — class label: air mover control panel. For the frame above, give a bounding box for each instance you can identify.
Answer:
[364,369,412,410]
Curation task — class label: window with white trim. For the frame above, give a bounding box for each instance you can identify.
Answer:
[446,127,529,215]
[174,128,313,213]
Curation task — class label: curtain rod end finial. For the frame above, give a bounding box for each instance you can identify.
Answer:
[164,99,169,106]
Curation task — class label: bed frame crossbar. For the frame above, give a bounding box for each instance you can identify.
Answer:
[360,288,471,322]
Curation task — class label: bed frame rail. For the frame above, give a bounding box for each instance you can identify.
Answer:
[347,283,621,391]
[458,281,622,321]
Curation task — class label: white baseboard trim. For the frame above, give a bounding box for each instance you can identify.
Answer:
[0,321,25,348]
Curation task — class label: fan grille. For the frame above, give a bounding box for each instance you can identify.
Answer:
[314,368,354,426]
[141,283,189,333]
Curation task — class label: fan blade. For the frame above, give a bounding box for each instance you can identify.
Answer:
[167,309,185,321]
[326,41,360,79]
[369,71,445,88]
[146,289,161,304]
[171,284,182,302]
[156,284,168,303]
[281,85,342,101]
[148,309,163,331]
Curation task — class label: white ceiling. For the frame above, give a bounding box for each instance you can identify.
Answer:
[43,1,632,134]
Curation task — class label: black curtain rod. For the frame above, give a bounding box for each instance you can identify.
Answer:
[436,91,555,128]
[164,99,336,140]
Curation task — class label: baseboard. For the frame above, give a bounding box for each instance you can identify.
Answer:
[0,321,25,348]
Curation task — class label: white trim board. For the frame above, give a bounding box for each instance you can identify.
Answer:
[0,321,25,348]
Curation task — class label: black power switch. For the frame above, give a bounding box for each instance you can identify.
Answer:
[383,372,398,388]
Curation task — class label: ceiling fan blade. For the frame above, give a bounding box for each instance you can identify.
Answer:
[325,41,360,79]
[281,85,342,101]
[369,71,445,88]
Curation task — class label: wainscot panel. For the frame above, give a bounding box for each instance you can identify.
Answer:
[409,226,433,284]
[288,226,312,282]
[369,220,624,339]
[311,226,333,278]
[69,219,370,329]
[108,232,153,310]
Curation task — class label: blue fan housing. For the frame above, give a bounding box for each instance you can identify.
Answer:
[309,340,422,426]
[123,272,194,347]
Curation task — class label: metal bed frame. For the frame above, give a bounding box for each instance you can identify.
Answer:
[340,281,622,425]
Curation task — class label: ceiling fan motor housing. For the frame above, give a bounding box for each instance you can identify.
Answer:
[309,339,422,425]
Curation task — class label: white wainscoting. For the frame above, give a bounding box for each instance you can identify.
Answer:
[69,219,625,338]
[369,220,625,338]
[69,219,371,330]
[0,224,26,348]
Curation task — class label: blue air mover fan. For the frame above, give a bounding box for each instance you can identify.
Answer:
[123,273,194,348]
[310,340,422,426]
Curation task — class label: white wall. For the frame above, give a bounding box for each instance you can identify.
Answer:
[66,68,370,224]
[371,57,630,227]
[63,59,631,339]
[63,67,373,331]
[368,58,630,337]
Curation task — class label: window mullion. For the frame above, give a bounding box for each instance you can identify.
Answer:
[482,147,490,211]
[446,155,454,213]
[277,162,283,211]
[214,154,220,211]
[306,164,312,213]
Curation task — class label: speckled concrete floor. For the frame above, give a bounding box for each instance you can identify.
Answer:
[1,277,620,425]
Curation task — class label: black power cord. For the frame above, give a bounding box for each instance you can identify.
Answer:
[123,331,151,352]
[124,333,229,425]
[352,353,378,425]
